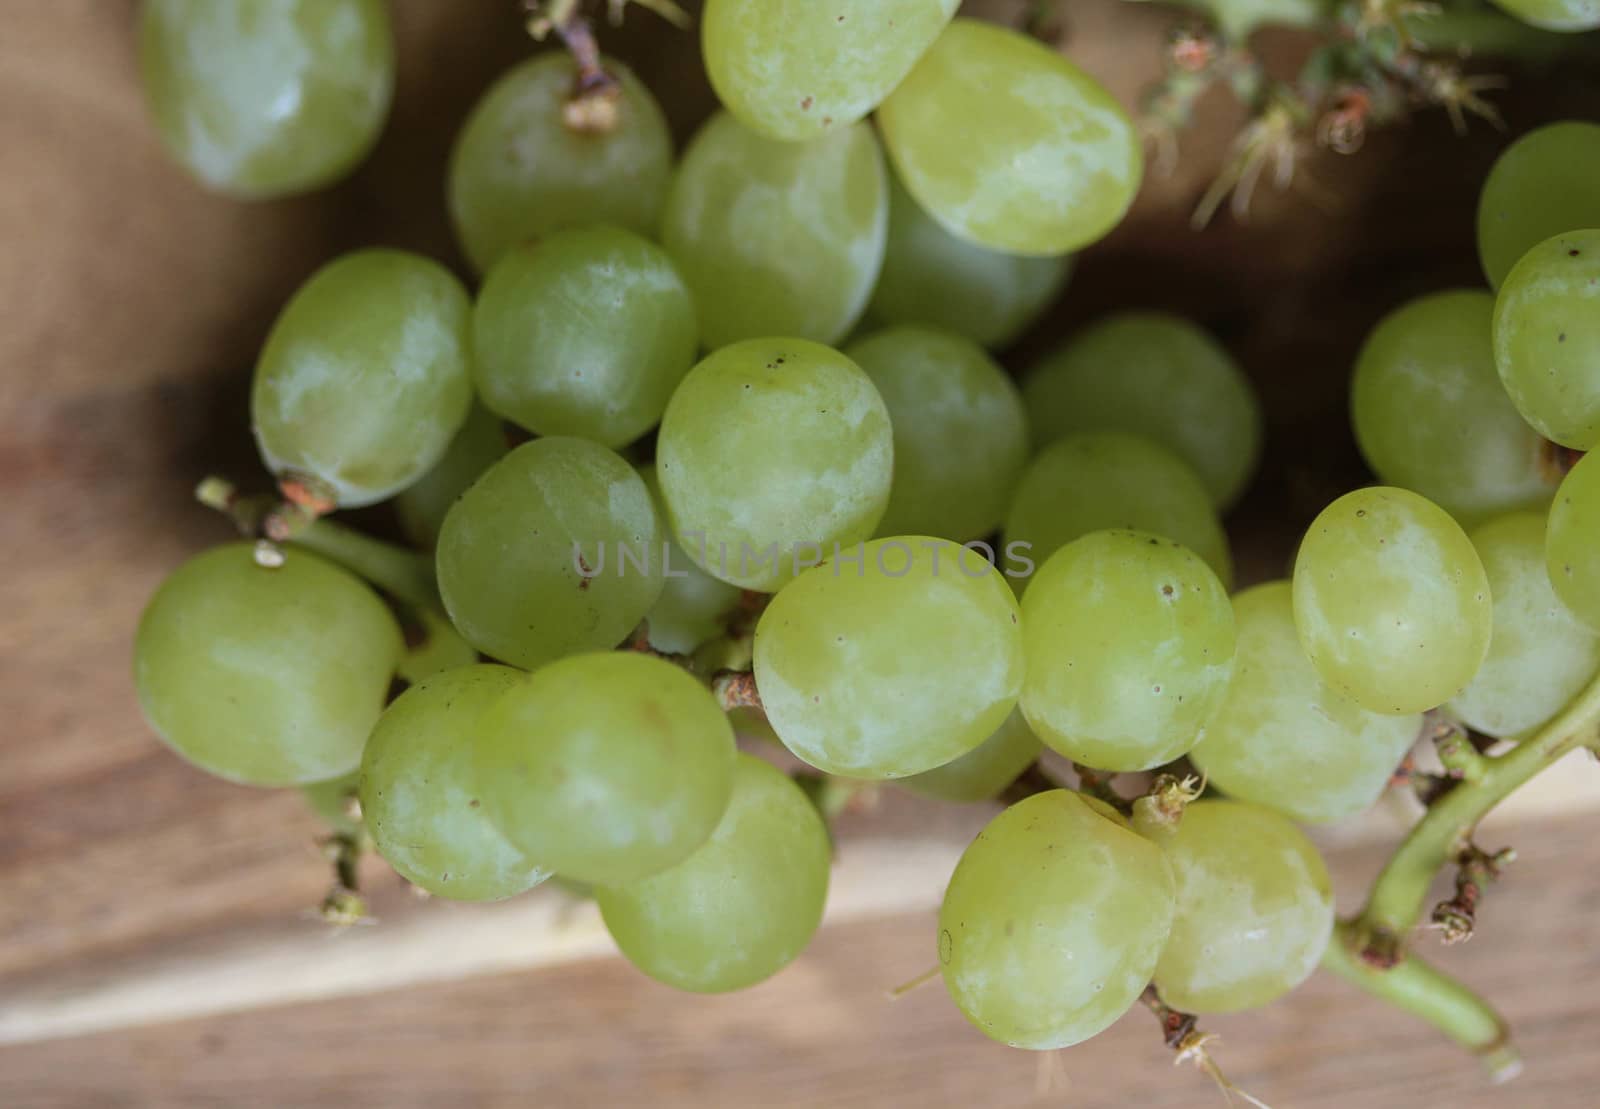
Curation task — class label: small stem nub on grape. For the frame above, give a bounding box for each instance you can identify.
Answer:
[525,1,622,134]
[1431,844,1515,944]
[1131,772,1203,838]
[712,669,762,713]
[1432,715,1489,784]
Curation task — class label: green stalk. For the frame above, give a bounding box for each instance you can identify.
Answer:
[293,518,441,615]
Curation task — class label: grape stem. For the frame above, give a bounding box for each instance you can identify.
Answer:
[293,519,440,615]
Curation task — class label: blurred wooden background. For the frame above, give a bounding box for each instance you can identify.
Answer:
[2,1,1598,1106]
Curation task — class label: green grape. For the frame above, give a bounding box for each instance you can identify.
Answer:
[1486,0,1600,31]
[395,401,508,549]
[1293,487,1492,715]
[473,226,698,449]
[138,0,393,199]
[436,438,664,669]
[638,467,743,656]
[1407,3,1587,58]
[1003,432,1233,590]
[656,339,893,591]
[1020,531,1235,772]
[360,665,550,901]
[1152,800,1333,1014]
[754,538,1024,779]
[876,19,1141,256]
[843,327,1028,542]
[134,543,403,787]
[662,112,887,348]
[1022,313,1262,510]
[1546,449,1600,632]
[1190,582,1421,824]
[252,249,473,508]
[899,709,1042,803]
[448,53,672,275]
[938,790,1175,1050]
[1352,290,1554,524]
[597,754,830,992]
[1493,230,1600,451]
[301,771,362,837]
[1451,513,1600,735]
[474,652,736,885]
[1478,122,1600,290]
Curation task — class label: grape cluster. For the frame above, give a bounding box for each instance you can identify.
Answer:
[132,0,1600,1070]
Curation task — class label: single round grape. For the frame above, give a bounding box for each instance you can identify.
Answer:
[876,19,1140,256]
[448,53,672,275]
[1293,487,1493,714]
[844,327,1029,542]
[1478,121,1600,289]
[474,652,736,885]
[656,339,893,592]
[1152,800,1333,1014]
[360,665,550,901]
[436,438,664,669]
[1022,313,1261,510]
[394,402,508,550]
[702,0,958,143]
[251,249,473,508]
[1486,0,1600,32]
[134,543,403,787]
[1352,290,1554,524]
[1190,582,1421,824]
[662,112,887,348]
[637,467,744,657]
[1004,432,1233,590]
[899,710,1042,803]
[754,538,1023,779]
[138,0,393,199]
[473,226,697,449]
[598,754,830,992]
[1546,449,1600,632]
[1493,230,1600,451]
[939,790,1175,1050]
[1020,531,1236,772]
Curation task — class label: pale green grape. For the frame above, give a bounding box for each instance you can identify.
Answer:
[448,53,672,275]
[1451,513,1600,735]
[938,790,1175,1050]
[139,0,392,199]
[474,652,736,885]
[876,19,1141,256]
[1293,487,1492,714]
[360,665,550,901]
[1486,0,1600,31]
[1478,122,1600,289]
[1405,4,1580,61]
[656,339,893,591]
[844,327,1028,541]
[598,754,830,992]
[1023,313,1261,510]
[900,709,1042,803]
[1546,449,1600,632]
[1003,432,1233,590]
[1352,290,1554,524]
[134,543,403,787]
[1020,531,1235,772]
[1152,800,1333,1014]
[638,467,743,656]
[252,249,473,508]
[662,112,887,347]
[395,401,508,549]
[1190,582,1421,824]
[1494,230,1600,451]
[436,438,664,669]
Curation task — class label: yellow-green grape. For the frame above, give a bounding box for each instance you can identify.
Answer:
[138,0,393,199]
[473,226,696,449]
[662,112,887,347]
[1190,582,1421,824]
[938,790,1175,1049]
[1487,0,1600,32]
[1293,487,1493,714]
[134,543,403,787]
[1004,432,1233,590]
[844,327,1028,542]
[597,754,830,992]
[1452,513,1600,735]
[1020,531,1235,772]
[1022,313,1262,510]
[876,19,1141,256]
[656,339,893,591]
[1493,231,1600,451]
[1546,449,1600,632]
[360,665,550,901]
[448,53,672,275]
[1352,290,1554,525]
[436,438,664,669]
[1478,122,1600,290]
[474,653,736,885]
[395,402,508,549]
[251,249,473,508]
[900,709,1042,803]
[638,467,743,657]
[1151,800,1333,1014]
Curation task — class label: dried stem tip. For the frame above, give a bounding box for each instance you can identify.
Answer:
[712,670,762,712]
[1431,844,1515,944]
